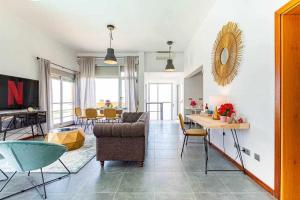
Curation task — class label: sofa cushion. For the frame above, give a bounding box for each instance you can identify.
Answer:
[93,122,145,138]
[121,112,143,123]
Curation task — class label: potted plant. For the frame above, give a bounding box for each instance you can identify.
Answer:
[105,100,113,108]
[218,103,235,122]
[190,99,197,108]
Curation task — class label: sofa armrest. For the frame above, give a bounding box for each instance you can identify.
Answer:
[93,123,113,138]
[93,122,145,138]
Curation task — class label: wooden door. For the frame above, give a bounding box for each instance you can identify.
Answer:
[275,1,300,199]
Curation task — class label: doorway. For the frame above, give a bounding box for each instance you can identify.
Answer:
[275,1,300,199]
[147,83,173,120]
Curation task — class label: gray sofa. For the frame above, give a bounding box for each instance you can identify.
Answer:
[93,112,149,167]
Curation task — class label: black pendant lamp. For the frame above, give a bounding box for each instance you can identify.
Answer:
[104,25,118,65]
[165,41,175,72]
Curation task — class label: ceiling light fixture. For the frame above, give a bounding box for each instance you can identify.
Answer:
[165,41,175,72]
[104,24,118,65]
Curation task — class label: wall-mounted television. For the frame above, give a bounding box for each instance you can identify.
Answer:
[0,74,39,110]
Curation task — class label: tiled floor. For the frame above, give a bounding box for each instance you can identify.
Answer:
[0,121,275,200]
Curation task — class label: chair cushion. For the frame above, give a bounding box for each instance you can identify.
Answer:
[185,128,207,136]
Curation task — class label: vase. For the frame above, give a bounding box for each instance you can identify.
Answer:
[220,116,227,122]
[227,116,231,122]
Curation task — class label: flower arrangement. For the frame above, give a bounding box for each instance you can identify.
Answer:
[105,100,112,108]
[218,103,235,117]
[190,99,197,108]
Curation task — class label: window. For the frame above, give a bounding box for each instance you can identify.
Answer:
[95,78,119,108]
[95,65,127,109]
[51,76,75,127]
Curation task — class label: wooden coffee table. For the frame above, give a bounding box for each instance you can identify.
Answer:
[45,127,85,151]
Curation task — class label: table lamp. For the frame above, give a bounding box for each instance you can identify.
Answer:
[209,95,228,120]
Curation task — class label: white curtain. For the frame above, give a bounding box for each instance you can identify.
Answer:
[74,72,81,107]
[78,57,96,109]
[39,58,52,129]
[124,56,139,112]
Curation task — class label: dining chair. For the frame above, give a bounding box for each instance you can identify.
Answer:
[116,109,123,119]
[178,113,209,174]
[75,107,86,126]
[97,109,105,121]
[0,141,70,199]
[85,108,99,130]
[104,108,118,122]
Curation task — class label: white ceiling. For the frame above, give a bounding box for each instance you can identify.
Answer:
[2,0,215,53]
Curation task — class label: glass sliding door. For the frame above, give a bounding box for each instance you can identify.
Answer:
[51,76,75,127]
[51,77,61,125]
[147,83,173,120]
[62,80,74,123]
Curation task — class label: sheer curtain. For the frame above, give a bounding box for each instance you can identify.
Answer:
[123,56,139,112]
[78,57,96,109]
[39,58,52,129]
[74,72,81,108]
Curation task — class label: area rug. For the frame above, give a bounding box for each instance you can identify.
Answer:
[0,135,96,174]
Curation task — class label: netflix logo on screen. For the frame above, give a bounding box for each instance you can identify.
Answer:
[0,74,39,110]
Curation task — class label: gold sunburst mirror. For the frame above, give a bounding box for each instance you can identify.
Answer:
[212,22,243,86]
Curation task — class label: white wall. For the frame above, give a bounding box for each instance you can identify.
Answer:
[184,0,289,189]
[0,6,78,80]
[184,72,203,109]
[145,52,184,72]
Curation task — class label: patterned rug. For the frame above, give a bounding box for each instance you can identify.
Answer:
[0,135,96,174]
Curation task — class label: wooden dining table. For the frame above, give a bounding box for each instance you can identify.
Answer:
[186,114,250,173]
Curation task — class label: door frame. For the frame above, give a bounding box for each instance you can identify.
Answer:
[275,0,300,198]
[147,82,174,120]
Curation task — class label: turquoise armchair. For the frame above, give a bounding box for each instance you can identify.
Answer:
[0,141,70,199]
[0,154,8,181]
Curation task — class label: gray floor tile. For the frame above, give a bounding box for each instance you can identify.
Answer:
[186,173,230,193]
[125,160,156,172]
[234,192,275,200]
[117,172,156,192]
[0,191,39,200]
[155,159,184,172]
[44,173,88,194]
[155,172,193,193]
[0,174,32,193]
[195,193,238,200]
[155,149,179,159]
[1,121,273,200]
[114,192,154,200]
[219,175,264,193]
[32,193,74,200]
[81,172,123,193]
[155,192,195,200]
[72,193,114,200]
[182,159,206,172]
[100,161,128,172]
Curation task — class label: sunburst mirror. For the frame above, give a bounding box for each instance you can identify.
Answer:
[212,22,243,86]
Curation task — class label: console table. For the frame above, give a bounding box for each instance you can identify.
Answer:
[186,114,250,173]
[0,110,47,141]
